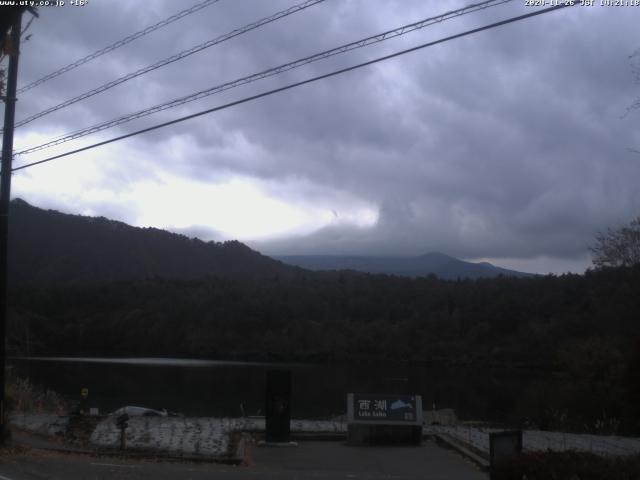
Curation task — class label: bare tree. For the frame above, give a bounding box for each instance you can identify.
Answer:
[628,48,640,115]
[590,217,640,268]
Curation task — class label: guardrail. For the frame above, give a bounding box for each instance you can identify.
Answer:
[423,425,640,457]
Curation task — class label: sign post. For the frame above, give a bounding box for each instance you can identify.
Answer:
[79,388,89,415]
[116,413,129,450]
[347,393,423,445]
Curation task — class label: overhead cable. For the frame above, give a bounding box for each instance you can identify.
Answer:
[16,0,512,155]
[17,0,223,94]
[12,3,576,172]
[11,0,326,131]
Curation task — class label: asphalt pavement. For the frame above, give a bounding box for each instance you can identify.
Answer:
[0,439,487,480]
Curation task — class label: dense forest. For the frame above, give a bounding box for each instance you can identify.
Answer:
[7,265,640,432]
[8,265,640,365]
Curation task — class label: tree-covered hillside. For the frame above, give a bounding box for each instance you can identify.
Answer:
[8,198,301,286]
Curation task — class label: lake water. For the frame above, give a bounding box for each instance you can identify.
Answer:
[9,357,536,420]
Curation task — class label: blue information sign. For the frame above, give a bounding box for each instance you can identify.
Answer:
[348,393,423,425]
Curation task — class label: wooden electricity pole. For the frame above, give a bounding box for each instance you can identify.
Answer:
[0,9,23,443]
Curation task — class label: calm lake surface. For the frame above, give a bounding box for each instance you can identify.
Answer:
[9,357,537,420]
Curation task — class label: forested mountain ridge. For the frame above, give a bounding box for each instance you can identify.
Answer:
[8,198,302,286]
[275,253,533,279]
[9,198,532,286]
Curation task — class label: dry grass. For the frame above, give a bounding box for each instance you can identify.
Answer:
[5,377,67,415]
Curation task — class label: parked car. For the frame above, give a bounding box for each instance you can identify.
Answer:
[109,406,170,417]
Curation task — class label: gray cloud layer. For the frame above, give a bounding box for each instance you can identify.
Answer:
[6,0,640,273]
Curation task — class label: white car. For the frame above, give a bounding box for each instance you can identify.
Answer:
[110,406,168,417]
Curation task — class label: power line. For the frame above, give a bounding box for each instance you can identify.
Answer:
[16,0,222,94]
[12,3,575,173]
[16,0,513,156]
[10,0,326,130]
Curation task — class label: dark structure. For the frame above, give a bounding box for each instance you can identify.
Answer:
[0,7,23,444]
[265,370,292,443]
[489,430,523,479]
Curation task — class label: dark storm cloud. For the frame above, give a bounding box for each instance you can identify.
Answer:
[7,0,640,273]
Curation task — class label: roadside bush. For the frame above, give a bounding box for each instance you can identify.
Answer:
[492,451,640,480]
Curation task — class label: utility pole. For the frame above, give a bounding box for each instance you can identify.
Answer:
[0,10,23,443]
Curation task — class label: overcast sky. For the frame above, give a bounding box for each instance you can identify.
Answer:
[3,0,640,274]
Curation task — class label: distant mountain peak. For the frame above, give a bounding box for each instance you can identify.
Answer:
[274,253,533,280]
[11,197,31,207]
[419,252,451,257]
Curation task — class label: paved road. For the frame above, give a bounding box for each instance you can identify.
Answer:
[0,440,487,479]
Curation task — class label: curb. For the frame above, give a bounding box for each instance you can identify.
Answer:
[291,432,346,441]
[240,430,347,442]
[432,433,490,471]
